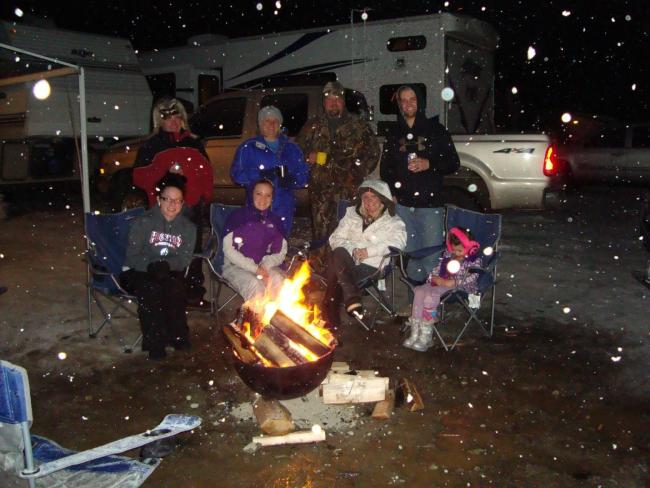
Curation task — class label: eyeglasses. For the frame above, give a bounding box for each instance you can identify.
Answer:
[159,196,184,205]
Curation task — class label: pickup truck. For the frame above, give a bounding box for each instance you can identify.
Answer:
[97,86,565,213]
[558,123,650,184]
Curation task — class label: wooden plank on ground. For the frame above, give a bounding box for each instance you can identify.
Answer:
[322,376,388,404]
[372,389,396,420]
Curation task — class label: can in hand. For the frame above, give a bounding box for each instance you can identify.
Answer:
[408,152,417,161]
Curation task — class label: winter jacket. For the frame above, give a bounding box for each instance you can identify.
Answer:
[231,134,309,236]
[133,147,213,207]
[134,129,207,169]
[222,205,287,274]
[428,250,480,294]
[380,88,460,208]
[329,203,407,270]
[124,205,196,272]
[296,113,379,201]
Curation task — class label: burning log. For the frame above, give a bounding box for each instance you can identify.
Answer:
[222,325,257,364]
[269,310,331,357]
[253,397,294,436]
[251,326,298,368]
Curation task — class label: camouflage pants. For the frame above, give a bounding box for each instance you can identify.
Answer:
[310,188,340,242]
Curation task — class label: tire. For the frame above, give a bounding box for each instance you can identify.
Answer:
[110,170,148,212]
[443,187,482,212]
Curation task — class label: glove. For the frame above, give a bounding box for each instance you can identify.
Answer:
[147,260,171,281]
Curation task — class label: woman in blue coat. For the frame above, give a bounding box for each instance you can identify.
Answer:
[231,106,309,236]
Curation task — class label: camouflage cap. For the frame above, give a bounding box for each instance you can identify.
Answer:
[322,81,345,98]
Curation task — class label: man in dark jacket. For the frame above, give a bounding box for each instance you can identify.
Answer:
[380,85,460,284]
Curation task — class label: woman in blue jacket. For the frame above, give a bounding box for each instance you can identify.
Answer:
[231,106,309,236]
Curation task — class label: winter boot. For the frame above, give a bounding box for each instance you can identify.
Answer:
[411,320,435,352]
[402,318,421,349]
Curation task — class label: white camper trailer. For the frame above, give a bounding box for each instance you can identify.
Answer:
[0,20,152,189]
[138,13,497,135]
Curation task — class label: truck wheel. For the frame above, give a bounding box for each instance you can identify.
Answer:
[444,188,481,212]
[110,171,148,212]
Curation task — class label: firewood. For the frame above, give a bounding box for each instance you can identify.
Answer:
[330,362,350,373]
[270,310,331,356]
[253,397,294,436]
[372,389,396,420]
[252,425,326,447]
[260,324,311,365]
[397,378,424,412]
[252,328,297,368]
[322,376,388,404]
[222,325,257,364]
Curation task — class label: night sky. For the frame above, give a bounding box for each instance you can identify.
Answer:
[1,1,648,132]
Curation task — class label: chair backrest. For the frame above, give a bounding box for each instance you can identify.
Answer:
[337,199,350,221]
[85,207,145,293]
[445,206,502,293]
[209,203,240,273]
[445,205,502,251]
[0,360,32,425]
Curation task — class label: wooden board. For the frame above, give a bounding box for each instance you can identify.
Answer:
[322,376,388,404]
[372,389,396,420]
[253,397,294,436]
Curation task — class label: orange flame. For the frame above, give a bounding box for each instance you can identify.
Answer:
[242,261,334,357]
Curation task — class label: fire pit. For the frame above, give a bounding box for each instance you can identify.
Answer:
[222,262,337,400]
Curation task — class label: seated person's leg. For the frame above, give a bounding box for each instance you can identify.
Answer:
[164,271,191,349]
[222,264,266,302]
[326,247,363,313]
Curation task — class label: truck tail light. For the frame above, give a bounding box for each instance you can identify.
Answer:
[543,145,559,177]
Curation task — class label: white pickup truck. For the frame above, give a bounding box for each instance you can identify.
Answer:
[97,86,565,212]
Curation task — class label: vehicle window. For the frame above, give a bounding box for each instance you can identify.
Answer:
[387,36,427,52]
[584,126,625,148]
[146,73,176,102]
[379,83,427,115]
[190,97,246,138]
[198,75,221,106]
[260,93,309,137]
[632,126,650,148]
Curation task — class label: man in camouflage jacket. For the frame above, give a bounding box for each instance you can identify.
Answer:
[296,81,379,243]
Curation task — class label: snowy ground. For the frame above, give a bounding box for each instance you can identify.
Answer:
[0,184,648,487]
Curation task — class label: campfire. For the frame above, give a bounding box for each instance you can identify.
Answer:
[223,262,337,399]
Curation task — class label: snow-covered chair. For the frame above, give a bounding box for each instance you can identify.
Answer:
[0,360,201,487]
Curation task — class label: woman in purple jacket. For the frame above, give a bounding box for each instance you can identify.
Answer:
[222,180,287,305]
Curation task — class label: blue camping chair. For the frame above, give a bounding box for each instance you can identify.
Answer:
[394,205,502,350]
[0,360,201,488]
[85,207,144,352]
[301,199,400,331]
[199,203,242,323]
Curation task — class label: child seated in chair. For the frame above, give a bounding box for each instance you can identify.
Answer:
[403,227,481,352]
[222,179,287,309]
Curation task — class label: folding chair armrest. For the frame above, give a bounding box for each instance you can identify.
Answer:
[19,414,202,479]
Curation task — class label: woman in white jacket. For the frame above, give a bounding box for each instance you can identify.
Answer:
[322,179,407,327]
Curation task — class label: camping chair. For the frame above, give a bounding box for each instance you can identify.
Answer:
[85,207,144,353]
[298,199,399,331]
[393,205,502,350]
[0,360,202,488]
[199,203,242,323]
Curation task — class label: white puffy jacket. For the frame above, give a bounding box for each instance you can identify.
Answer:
[329,206,407,269]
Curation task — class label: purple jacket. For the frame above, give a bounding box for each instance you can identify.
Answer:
[428,250,481,294]
[224,206,284,264]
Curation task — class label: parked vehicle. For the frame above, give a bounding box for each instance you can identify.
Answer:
[558,121,650,185]
[0,19,152,194]
[98,86,564,212]
[137,13,497,135]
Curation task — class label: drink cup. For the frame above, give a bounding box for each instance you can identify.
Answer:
[316,152,327,165]
[276,165,286,179]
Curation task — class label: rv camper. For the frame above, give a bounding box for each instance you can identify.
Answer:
[138,13,496,135]
[0,19,152,192]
